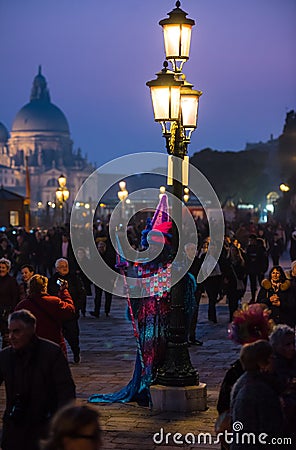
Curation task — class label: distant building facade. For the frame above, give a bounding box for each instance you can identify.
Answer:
[0,187,25,227]
[0,66,93,217]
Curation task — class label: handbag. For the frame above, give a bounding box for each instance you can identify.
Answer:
[231,265,245,292]
[236,278,245,291]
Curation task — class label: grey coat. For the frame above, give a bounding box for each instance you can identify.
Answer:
[230,371,283,449]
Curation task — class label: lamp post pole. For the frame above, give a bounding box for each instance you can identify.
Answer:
[146,1,202,386]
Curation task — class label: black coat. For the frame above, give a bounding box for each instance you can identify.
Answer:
[0,274,19,311]
[257,279,295,327]
[0,336,76,450]
[48,272,86,313]
[217,359,244,414]
[245,243,268,275]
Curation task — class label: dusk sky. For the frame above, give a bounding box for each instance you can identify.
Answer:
[1,0,295,167]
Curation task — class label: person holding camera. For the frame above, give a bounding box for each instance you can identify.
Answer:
[14,274,75,357]
[0,309,76,450]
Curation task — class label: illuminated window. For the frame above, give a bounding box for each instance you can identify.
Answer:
[10,211,19,226]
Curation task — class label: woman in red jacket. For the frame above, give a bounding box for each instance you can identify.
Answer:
[15,274,75,357]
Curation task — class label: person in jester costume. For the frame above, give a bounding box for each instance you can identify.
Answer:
[88,194,196,406]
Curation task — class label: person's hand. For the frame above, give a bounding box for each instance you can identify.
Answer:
[59,279,68,290]
[270,294,280,306]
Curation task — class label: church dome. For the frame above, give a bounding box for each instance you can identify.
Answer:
[12,101,70,133]
[11,66,70,134]
[0,122,9,143]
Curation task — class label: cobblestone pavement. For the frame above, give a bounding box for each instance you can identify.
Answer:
[70,255,292,450]
[71,294,237,450]
[0,255,292,449]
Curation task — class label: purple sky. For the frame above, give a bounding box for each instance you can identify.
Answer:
[0,0,295,166]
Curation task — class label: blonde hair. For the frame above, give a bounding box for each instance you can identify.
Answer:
[29,274,48,295]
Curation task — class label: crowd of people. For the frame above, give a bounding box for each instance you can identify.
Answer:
[216,305,296,449]
[0,213,296,448]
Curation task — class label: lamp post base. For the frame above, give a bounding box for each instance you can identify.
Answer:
[156,341,199,386]
[150,383,207,412]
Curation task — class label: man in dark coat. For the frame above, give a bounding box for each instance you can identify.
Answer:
[0,309,76,450]
[48,258,85,363]
[245,234,268,303]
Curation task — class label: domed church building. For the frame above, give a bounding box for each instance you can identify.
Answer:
[0,66,93,219]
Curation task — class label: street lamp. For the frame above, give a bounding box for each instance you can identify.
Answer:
[279,183,290,193]
[117,181,128,219]
[159,185,166,200]
[159,0,195,73]
[183,187,190,203]
[56,174,70,224]
[146,1,201,387]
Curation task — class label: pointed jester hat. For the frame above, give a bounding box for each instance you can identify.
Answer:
[141,194,172,249]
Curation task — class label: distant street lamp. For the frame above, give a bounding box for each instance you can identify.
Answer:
[146,1,201,386]
[117,181,128,219]
[183,187,190,203]
[37,201,43,226]
[56,173,70,224]
[279,183,290,193]
[159,185,166,200]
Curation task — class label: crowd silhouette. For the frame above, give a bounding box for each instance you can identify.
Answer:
[0,213,296,448]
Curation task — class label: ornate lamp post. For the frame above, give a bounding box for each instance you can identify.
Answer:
[56,174,70,225]
[146,1,202,386]
[117,181,129,219]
